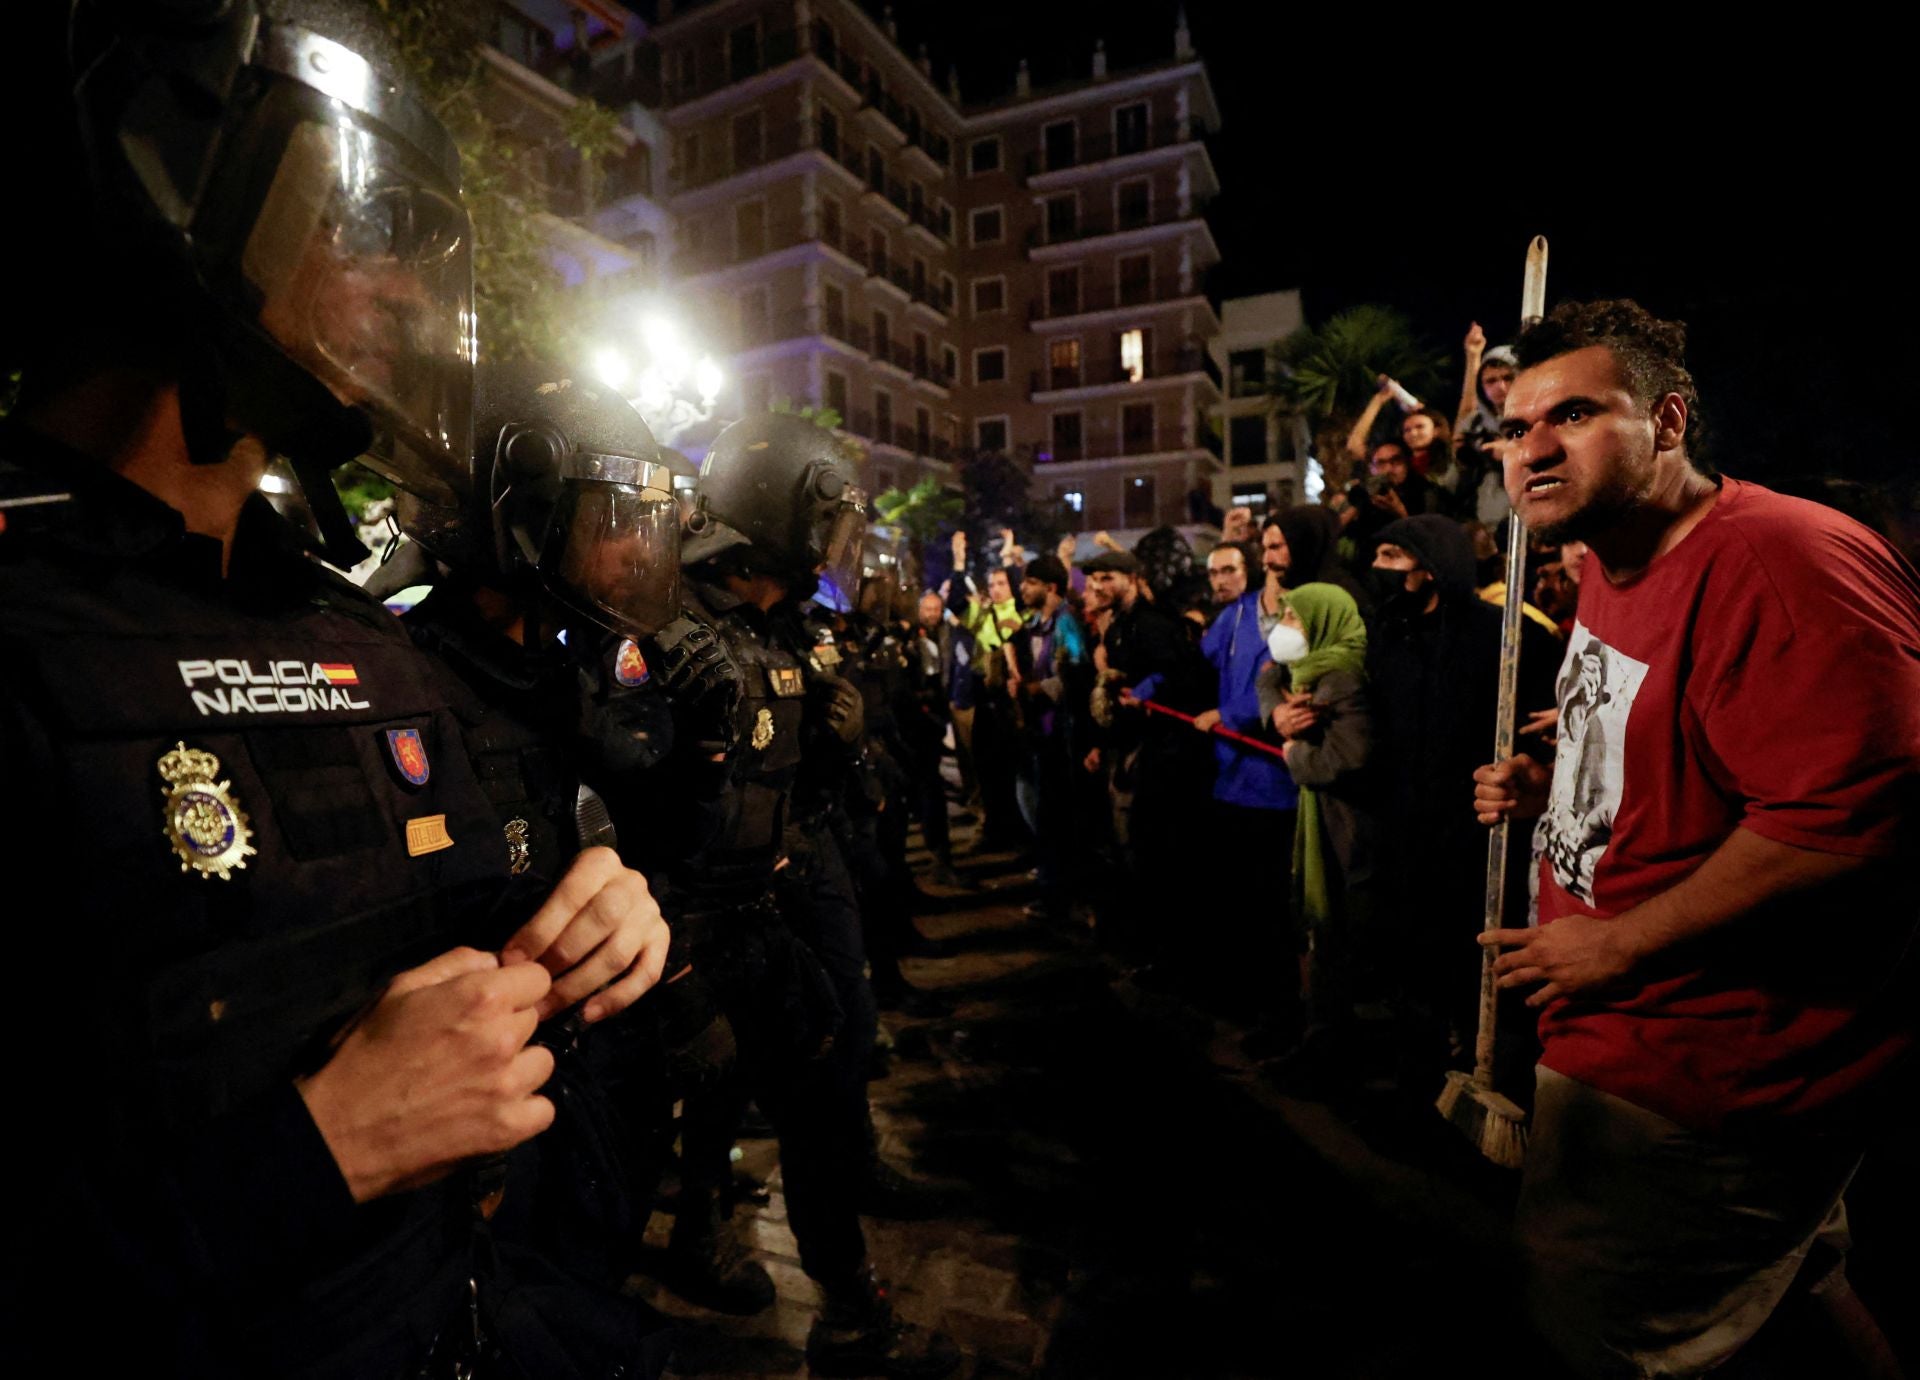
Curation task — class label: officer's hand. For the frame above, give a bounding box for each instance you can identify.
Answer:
[813,672,865,744]
[1473,754,1552,825]
[653,616,744,712]
[504,847,671,1022]
[296,948,555,1203]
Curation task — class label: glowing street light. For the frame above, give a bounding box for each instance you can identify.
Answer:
[600,308,727,445]
[641,314,680,362]
[591,346,631,392]
[694,356,724,405]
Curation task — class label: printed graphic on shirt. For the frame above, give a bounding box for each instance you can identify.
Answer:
[1534,621,1648,905]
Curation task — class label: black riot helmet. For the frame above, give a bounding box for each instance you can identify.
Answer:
[64,0,474,565]
[686,413,867,603]
[397,364,681,638]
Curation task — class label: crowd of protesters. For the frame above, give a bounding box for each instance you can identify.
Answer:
[891,349,1588,1098]
[863,299,1920,1379]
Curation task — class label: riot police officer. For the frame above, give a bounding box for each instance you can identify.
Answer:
[387,363,710,1354]
[612,413,960,1378]
[2,5,665,1375]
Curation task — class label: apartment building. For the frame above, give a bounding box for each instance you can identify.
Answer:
[649,0,1222,528]
[1210,291,1310,518]
[479,1,672,310]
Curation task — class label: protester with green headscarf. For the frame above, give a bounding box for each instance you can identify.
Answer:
[1257,582,1375,1091]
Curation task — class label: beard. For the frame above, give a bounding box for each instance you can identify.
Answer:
[1526,471,1649,546]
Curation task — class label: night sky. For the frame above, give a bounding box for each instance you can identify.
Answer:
[870,1,1915,492]
[5,3,1906,494]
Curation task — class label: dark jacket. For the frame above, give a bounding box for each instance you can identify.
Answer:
[0,435,515,1378]
[1259,664,1374,887]
[1367,516,1559,857]
[1274,506,1374,620]
[1100,594,1216,798]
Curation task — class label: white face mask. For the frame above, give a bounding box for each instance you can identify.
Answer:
[1267,623,1309,665]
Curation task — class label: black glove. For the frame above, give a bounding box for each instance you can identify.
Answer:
[651,615,743,747]
[810,671,865,745]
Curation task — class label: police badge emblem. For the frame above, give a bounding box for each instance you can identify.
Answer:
[751,707,775,750]
[156,741,256,880]
[385,728,431,786]
[613,639,651,686]
[504,818,532,876]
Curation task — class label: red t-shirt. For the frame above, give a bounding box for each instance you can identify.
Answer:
[1534,478,1920,1133]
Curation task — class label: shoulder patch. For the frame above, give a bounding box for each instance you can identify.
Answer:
[385,727,431,786]
[614,638,651,686]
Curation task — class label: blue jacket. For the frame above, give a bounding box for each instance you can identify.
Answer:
[1200,592,1298,811]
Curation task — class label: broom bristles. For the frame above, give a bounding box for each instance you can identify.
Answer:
[1436,1071,1529,1169]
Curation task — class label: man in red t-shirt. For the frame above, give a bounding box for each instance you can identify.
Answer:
[1471,300,1920,1377]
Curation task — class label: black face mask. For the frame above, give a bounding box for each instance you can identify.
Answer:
[1368,565,1430,615]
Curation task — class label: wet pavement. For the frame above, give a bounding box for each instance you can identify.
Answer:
[635,821,1920,1379]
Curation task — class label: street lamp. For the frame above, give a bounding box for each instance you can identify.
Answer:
[591,346,631,392]
[609,309,725,446]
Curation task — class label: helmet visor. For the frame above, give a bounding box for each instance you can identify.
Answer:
[239,107,474,501]
[546,466,682,638]
[813,495,867,606]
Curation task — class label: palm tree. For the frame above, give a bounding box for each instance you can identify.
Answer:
[1270,306,1448,490]
[873,475,964,591]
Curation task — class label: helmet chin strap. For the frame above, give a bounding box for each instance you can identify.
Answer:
[181,305,376,568]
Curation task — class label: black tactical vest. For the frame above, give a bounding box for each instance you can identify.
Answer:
[672,582,809,900]
[0,449,516,1376]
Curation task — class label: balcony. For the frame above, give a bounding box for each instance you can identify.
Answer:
[861,243,949,317]
[669,118,808,194]
[908,275,953,318]
[522,43,664,112]
[1023,119,1210,180]
[857,80,910,142]
[1027,200,1213,252]
[1028,275,1215,324]
[725,306,950,387]
[1029,347,1221,395]
[1036,422,1205,464]
[861,170,913,222]
[904,199,954,247]
[846,412,950,460]
[901,127,951,174]
[663,26,802,107]
[675,213,851,277]
[733,305,870,355]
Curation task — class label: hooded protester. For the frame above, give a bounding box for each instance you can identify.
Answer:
[1457,343,1520,527]
[1365,515,1559,1085]
[1273,505,1375,619]
[1257,584,1375,1087]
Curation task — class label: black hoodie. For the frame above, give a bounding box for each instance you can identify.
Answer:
[1275,505,1374,618]
[1366,514,1560,868]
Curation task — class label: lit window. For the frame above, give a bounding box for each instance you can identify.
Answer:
[1120,329,1145,383]
[1062,490,1085,513]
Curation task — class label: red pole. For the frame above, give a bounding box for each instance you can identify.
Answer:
[1139,699,1290,761]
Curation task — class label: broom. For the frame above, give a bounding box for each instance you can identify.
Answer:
[1434,235,1548,1170]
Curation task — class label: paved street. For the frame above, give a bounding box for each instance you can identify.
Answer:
[625,809,1920,1380]
[631,819,1578,1380]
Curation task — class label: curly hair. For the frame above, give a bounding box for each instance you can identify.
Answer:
[1515,299,1704,454]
